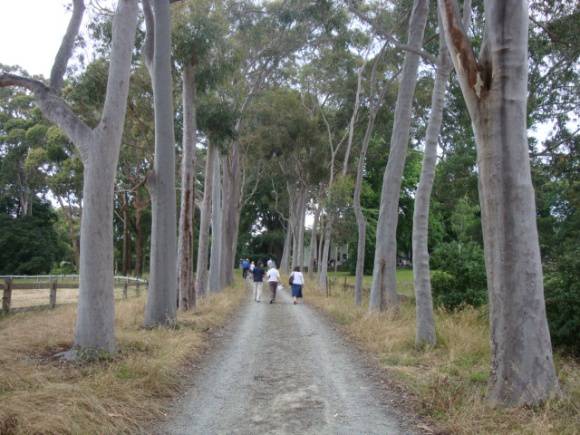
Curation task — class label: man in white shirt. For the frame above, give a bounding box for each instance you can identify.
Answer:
[266,264,280,304]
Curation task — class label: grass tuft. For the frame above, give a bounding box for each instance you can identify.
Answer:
[308,271,580,434]
[0,281,246,434]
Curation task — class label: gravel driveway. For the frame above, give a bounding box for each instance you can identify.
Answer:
[158,287,415,435]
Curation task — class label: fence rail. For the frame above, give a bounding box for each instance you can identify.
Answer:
[0,275,148,314]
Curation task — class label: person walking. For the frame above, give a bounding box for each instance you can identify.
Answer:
[252,262,265,303]
[266,262,280,304]
[241,258,250,279]
[289,266,304,304]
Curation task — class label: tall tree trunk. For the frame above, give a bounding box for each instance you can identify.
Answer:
[1,0,139,353]
[280,225,292,274]
[220,141,242,286]
[318,218,332,290]
[439,0,559,406]
[134,205,143,277]
[412,27,453,346]
[209,150,222,293]
[317,214,325,274]
[177,63,197,311]
[308,203,320,277]
[144,0,178,327]
[296,186,307,270]
[369,0,429,312]
[121,192,131,276]
[353,45,390,306]
[195,142,215,297]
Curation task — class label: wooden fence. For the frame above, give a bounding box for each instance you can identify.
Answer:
[0,275,148,314]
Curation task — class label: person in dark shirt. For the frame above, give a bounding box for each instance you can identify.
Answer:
[241,258,250,279]
[252,262,265,302]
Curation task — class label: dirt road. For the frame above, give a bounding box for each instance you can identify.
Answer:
[159,287,415,434]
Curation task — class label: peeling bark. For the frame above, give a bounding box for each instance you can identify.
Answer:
[438,0,559,406]
[177,63,197,311]
[195,142,215,297]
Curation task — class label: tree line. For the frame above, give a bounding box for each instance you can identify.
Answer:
[0,0,578,407]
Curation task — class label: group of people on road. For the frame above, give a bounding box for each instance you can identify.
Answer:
[240,258,304,305]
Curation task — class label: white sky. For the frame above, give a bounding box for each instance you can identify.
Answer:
[0,1,75,77]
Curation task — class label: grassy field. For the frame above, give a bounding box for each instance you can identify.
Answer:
[308,271,580,434]
[0,280,247,434]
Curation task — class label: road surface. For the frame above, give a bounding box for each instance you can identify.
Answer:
[158,287,415,434]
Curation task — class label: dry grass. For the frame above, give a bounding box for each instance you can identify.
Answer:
[307,281,580,435]
[0,281,247,434]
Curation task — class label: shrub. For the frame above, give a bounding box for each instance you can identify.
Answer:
[544,246,580,354]
[431,241,487,310]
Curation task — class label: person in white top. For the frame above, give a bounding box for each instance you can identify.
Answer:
[266,265,280,304]
[289,266,305,304]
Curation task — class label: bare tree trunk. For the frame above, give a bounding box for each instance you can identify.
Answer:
[412,28,454,346]
[209,150,223,293]
[134,206,143,277]
[369,0,429,312]
[317,214,325,274]
[287,182,298,271]
[1,0,139,353]
[280,225,292,274]
[308,203,320,277]
[353,45,390,307]
[439,0,559,406]
[296,187,307,270]
[220,141,243,287]
[144,0,178,327]
[121,192,131,276]
[319,218,332,289]
[195,142,215,297]
[177,63,197,311]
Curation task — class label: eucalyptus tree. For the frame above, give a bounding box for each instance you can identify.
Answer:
[438,0,559,406]
[352,43,391,305]
[214,0,340,288]
[368,0,430,312]
[412,2,471,346]
[240,88,325,272]
[0,0,139,353]
[142,0,178,327]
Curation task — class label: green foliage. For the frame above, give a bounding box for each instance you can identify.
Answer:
[0,200,66,274]
[431,241,487,310]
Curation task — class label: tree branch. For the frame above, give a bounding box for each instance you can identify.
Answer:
[50,0,86,93]
[347,0,437,65]
[0,73,92,160]
[142,0,154,71]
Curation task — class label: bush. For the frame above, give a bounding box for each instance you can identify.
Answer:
[431,241,487,310]
[544,246,580,354]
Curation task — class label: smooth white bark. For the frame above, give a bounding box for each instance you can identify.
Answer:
[369,0,430,312]
[0,0,139,353]
[308,202,320,277]
[144,0,178,327]
[439,0,559,405]
[209,150,223,293]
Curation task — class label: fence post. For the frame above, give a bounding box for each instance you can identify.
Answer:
[49,279,57,308]
[2,277,12,314]
[123,278,129,299]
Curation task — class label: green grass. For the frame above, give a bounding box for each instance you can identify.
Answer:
[327,269,415,297]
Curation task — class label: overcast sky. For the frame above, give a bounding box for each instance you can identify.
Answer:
[0,1,75,77]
